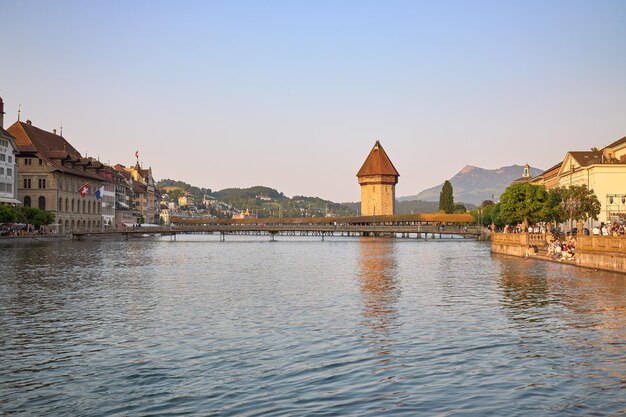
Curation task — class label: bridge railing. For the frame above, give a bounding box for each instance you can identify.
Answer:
[75,224,484,235]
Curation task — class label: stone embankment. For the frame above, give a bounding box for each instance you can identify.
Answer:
[492,232,626,274]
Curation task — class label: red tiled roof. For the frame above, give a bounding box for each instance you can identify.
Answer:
[9,121,81,158]
[569,151,603,167]
[356,141,399,177]
[6,121,107,182]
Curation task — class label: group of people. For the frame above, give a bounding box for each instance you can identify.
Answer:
[592,222,625,236]
[0,224,58,237]
[503,224,550,234]
[546,236,577,261]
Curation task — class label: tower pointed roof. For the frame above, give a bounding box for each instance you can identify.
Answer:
[356,141,399,177]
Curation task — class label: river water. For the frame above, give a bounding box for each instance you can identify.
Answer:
[1,235,625,416]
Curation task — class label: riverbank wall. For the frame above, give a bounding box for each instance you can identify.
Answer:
[491,233,626,273]
[0,235,70,245]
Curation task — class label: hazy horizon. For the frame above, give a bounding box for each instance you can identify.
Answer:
[2,0,625,202]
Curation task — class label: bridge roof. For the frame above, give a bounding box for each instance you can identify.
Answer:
[357,141,399,178]
[172,213,475,225]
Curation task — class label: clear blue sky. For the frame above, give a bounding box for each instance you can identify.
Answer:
[1,0,625,202]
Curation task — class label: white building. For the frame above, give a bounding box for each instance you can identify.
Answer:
[0,96,19,206]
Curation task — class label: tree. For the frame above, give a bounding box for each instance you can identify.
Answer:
[167,188,184,202]
[558,185,601,231]
[439,180,454,214]
[453,203,466,214]
[499,183,550,226]
[0,205,17,223]
[15,207,54,228]
[545,187,567,224]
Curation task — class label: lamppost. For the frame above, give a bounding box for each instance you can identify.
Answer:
[562,196,580,236]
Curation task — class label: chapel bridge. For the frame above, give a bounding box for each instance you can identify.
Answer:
[72,213,483,241]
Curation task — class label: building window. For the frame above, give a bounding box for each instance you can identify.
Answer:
[24,196,31,207]
[0,168,3,175]
[72,199,75,212]
[24,178,31,189]
[59,197,63,211]
[7,168,11,176]
[24,158,32,166]
[65,198,69,212]
[6,183,12,193]
[0,154,5,162]
[8,156,12,163]
[38,178,46,189]
[39,159,43,165]
[38,196,46,210]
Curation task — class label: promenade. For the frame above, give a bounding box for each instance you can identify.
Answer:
[492,232,626,273]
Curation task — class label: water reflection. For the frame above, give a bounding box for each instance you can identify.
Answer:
[357,238,400,350]
[496,257,626,383]
[497,261,551,311]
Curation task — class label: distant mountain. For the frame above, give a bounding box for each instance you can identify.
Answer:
[398,164,543,205]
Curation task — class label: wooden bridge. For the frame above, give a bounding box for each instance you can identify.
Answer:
[72,213,486,241]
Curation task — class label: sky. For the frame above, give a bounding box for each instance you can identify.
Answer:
[1,0,625,202]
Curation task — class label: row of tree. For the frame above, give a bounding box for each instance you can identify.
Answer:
[0,205,55,227]
[471,183,601,228]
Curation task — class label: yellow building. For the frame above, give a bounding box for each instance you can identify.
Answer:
[532,135,626,224]
[114,162,157,224]
[357,141,399,216]
[8,120,106,233]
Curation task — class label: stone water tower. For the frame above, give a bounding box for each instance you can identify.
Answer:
[357,141,399,216]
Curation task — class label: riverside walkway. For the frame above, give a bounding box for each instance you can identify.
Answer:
[72,213,483,241]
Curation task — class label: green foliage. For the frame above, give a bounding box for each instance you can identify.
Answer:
[471,202,504,227]
[395,200,440,214]
[558,185,601,222]
[499,183,551,225]
[453,203,466,214]
[15,207,54,227]
[159,179,357,218]
[167,188,184,202]
[545,187,567,223]
[0,205,17,223]
[213,186,285,201]
[157,179,212,197]
[439,180,454,214]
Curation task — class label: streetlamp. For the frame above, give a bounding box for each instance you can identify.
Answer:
[562,196,580,236]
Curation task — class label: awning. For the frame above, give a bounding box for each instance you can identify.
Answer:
[0,197,22,204]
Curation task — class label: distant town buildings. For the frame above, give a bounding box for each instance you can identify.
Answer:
[357,141,399,216]
[114,163,158,224]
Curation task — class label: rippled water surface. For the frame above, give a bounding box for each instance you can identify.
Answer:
[1,236,625,416]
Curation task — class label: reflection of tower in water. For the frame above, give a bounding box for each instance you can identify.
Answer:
[358,239,400,343]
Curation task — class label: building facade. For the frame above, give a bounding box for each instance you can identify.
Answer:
[529,134,626,225]
[8,120,106,233]
[0,97,19,205]
[115,162,158,224]
[356,141,400,216]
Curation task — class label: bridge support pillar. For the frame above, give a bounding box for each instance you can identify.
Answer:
[321,232,325,242]
[220,232,225,242]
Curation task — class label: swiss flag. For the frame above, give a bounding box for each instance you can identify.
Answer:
[79,183,89,198]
